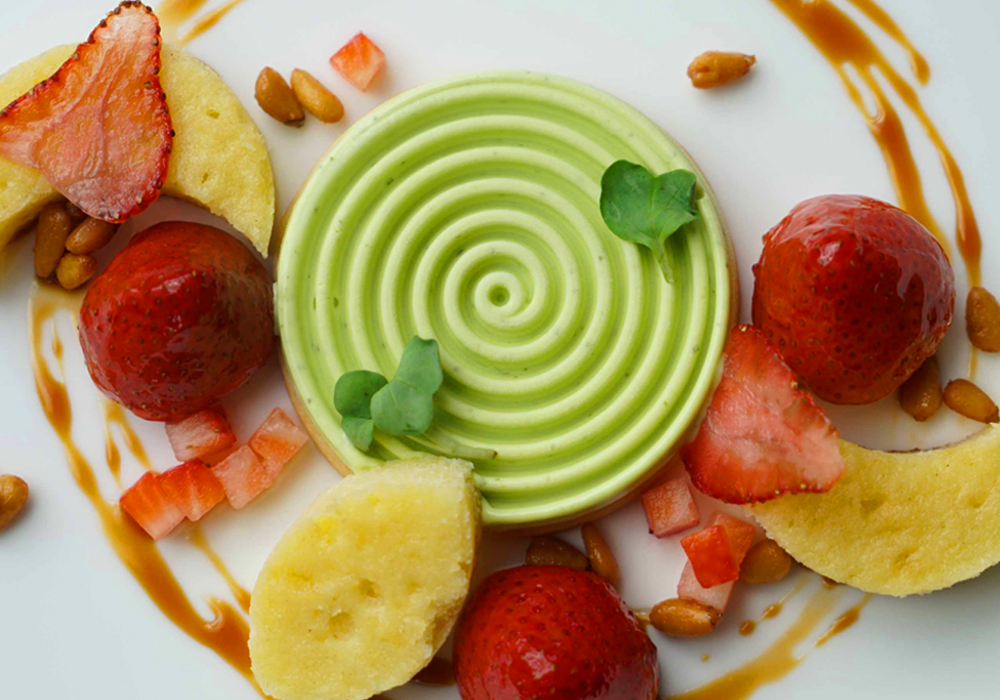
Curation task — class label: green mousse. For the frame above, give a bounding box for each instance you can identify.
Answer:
[276,71,733,530]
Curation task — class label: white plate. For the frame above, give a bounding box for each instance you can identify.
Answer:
[2,0,998,698]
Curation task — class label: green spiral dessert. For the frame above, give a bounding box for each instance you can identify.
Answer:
[276,71,735,531]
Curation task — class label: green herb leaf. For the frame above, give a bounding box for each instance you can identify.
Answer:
[392,337,443,395]
[342,415,376,452]
[334,370,388,419]
[334,370,388,451]
[333,337,494,460]
[371,337,442,436]
[599,160,700,283]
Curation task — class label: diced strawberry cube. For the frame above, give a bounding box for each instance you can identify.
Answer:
[330,32,385,91]
[707,511,756,564]
[641,477,700,537]
[681,524,740,588]
[249,408,308,480]
[213,445,272,510]
[120,471,184,540]
[678,561,734,613]
[157,461,225,522]
[165,407,236,462]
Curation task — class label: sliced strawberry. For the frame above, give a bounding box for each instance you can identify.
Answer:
[165,407,236,462]
[249,408,308,480]
[330,33,385,91]
[120,471,184,540]
[681,524,740,588]
[678,562,733,613]
[0,2,171,222]
[641,476,700,537]
[213,445,272,509]
[681,325,844,504]
[707,511,755,565]
[157,461,225,522]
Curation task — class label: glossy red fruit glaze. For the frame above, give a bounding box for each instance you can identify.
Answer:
[454,565,659,700]
[752,195,954,404]
[79,222,273,421]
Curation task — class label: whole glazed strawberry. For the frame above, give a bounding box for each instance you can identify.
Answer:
[752,194,955,404]
[79,222,273,421]
[454,565,659,700]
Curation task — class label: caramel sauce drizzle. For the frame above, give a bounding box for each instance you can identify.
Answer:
[189,526,253,614]
[155,0,210,41]
[770,0,982,287]
[29,285,263,695]
[103,400,153,484]
[737,575,809,637]
[814,593,872,647]
[667,584,842,700]
[176,0,248,45]
[843,0,929,84]
[156,0,247,45]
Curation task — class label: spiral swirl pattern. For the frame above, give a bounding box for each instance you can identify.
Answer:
[277,72,733,529]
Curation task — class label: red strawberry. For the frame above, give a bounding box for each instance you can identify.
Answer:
[212,445,271,509]
[677,563,733,613]
[0,2,171,222]
[681,525,738,588]
[641,476,700,537]
[708,512,755,559]
[753,195,955,404]
[681,325,844,504]
[79,221,273,421]
[249,408,308,480]
[330,33,385,91]
[454,566,659,700]
[157,461,225,522]
[165,407,236,462]
[120,471,184,540]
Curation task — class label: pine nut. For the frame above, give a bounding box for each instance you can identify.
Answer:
[291,69,344,123]
[255,67,305,127]
[34,202,73,278]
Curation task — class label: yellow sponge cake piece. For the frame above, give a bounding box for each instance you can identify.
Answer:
[249,457,480,700]
[752,427,1000,596]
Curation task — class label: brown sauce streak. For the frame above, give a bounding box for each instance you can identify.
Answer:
[104,400,153,474]
[413,656,456,686]
[155,0,211,41]
[815,593,872,647]
[667,584,842,700]
[843,0,929,83]
[736,575,808,637]
[29,285,263,695]
[176,0,248,45]
[189,526,253,614]
[770,0,982,286]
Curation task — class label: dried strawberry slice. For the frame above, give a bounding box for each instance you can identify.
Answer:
[681,325,845,504]
[0,2,171,222]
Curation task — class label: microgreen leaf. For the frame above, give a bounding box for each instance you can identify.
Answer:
[371,337,442,436]
[392,337,443,395]
[599,160,700,283]
[334,370,388,451]
[333,337,494,460]
[342,415,376,452]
